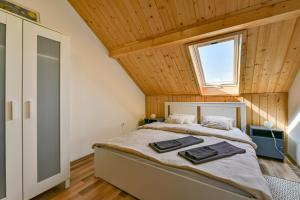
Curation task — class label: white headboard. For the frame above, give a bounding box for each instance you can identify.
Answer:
[165,102,247,132]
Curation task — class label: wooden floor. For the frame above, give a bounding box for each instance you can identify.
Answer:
[33,155,137,200]
[33,155,300,200]
[259,157,300,182]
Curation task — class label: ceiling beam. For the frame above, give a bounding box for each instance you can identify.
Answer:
[110,0,300,58]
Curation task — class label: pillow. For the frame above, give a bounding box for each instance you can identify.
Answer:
[176,114,196,124]
[201,115,234,130]
[165,114,196,124]
[165,114,185,124]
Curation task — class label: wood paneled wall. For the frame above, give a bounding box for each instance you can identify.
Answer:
[146,93,288,134]
[146,93,289,151]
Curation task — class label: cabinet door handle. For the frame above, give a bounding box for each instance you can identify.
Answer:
[25,101,31,119]
[8,101,15,120]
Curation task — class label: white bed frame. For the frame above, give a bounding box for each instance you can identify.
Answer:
[95,102,252,200]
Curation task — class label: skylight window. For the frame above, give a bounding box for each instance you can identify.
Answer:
[189,34,241,87]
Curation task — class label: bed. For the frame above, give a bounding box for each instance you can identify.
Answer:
[93,102,272,200]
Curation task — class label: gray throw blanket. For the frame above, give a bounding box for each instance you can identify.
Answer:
[179,141,246,164]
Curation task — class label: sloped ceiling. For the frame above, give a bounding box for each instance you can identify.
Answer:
[69,0,300,95]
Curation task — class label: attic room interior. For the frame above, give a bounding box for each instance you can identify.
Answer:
[1,0,300,200]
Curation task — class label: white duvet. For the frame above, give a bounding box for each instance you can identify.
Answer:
[93,122,272,200]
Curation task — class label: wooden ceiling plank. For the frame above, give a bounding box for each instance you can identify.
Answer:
[68,0,119,48]
[225,0,238,13]
[182,0,198,27]
[173,46,198,94]
[144,49,175,94]
[282,52,300,91]
[110,0,147,40]
[154,0,177,31]
[239,30,248,94]
[99,0,137,44]
[164,47,193,94]
[117,58,148,94]
[266,19,297,92]
[215,0,227,17]
[119,56,153,94]
[203,0,216,19]
[110,0,300,58]
[164,0,181,28]
[127,55,158,95]
[237,0,251,10]
[192,0,206,23]
[92,0,132,48]
[243,27,259,93]
[160,46,191,94]
[118,57,148,93]
[148,48,182,95]
[276,18,300,91]
[257,21,282,93]
[131,52,164,95]
[70,0,300,95]
[251,24,272,93]
[173,0,188,28]
[124,0,154,39]
[173,46,196,94]
[248,0,261,8]
[178,45,201,94]
[157,47,186,94]
[138,0,166,35]
[163,50,191,94]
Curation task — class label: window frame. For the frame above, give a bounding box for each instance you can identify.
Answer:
[189,33,242,88]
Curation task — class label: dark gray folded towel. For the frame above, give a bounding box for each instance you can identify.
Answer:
[149,136,204,153]
[178,141,246,164]
[154,140,182,150]
[185,146,218,160]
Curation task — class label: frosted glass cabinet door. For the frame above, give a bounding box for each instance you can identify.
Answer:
[23,21,70,199]
[0,11,23,200]
[37,36,61,183]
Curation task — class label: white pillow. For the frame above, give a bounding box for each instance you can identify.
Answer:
[201,115,234,130]
[165,114,196,124]
[165,114,185,124]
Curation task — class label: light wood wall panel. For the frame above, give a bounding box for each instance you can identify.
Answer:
[146,93,289,153]
[146,93,288,154]
[145,93,288,134]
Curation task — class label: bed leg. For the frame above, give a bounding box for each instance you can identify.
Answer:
[64,178,70,189]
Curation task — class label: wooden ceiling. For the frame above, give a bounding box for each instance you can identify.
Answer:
[69,0,300,95]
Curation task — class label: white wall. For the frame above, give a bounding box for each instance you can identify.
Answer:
[15,0,145,161]
[288,68,300,166]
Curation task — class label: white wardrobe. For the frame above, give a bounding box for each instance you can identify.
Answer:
[0,10,70,200]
